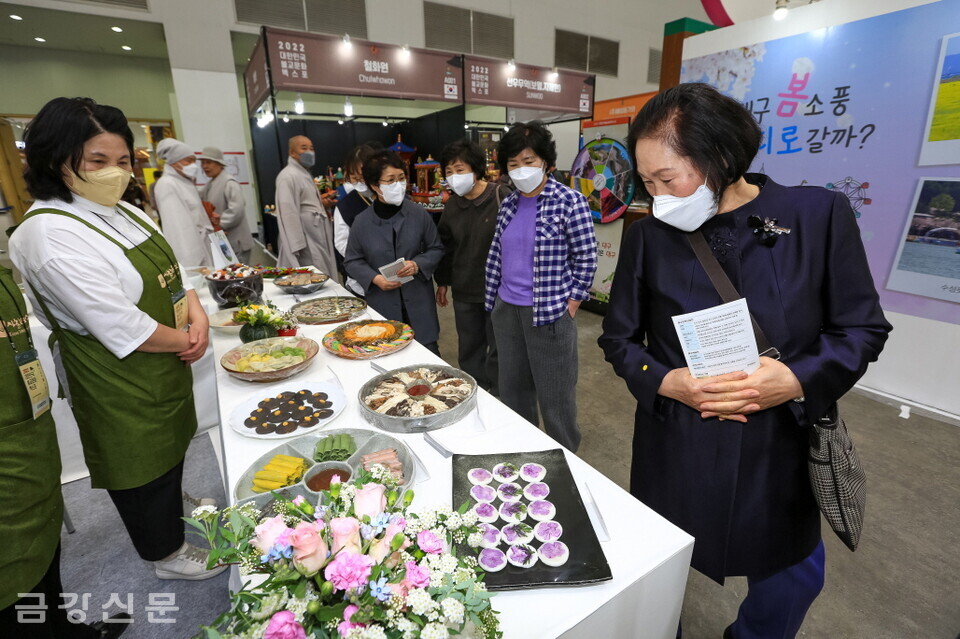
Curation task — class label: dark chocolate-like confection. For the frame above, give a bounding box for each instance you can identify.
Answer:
[244,416,260,428]
[255,423,277,435]
[315,400,332,409]
[258,398,281,410]
[276,391,296,401]
[317,409,334,419]
[297,389,311,396]
[276,421,297,434]
[311,392,328,402]
[299,415,317,428]
[294,405,311,415]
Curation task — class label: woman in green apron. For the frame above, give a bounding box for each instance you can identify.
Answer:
[9,97,224,581]
[0,269,127,638]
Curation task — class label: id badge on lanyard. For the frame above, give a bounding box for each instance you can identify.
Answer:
[15,349,51,418]
[171,288,189,331]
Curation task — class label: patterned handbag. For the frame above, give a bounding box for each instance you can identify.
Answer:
[808,405,866,550]
[687,231,866,551]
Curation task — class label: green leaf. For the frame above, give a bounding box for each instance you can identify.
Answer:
[314,601,349,622]
[292,579,308,599]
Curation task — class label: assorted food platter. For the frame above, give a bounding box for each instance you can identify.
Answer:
[451,449,611,590]
[322,319,414,360]
[220,336,319,383]
[291,297,368,325]
[233,427,417,502]
[358,364,478,433]
[228,379,347,439]
[274,272,330,295]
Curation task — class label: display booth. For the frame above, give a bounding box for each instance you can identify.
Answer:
[242,28,597,254]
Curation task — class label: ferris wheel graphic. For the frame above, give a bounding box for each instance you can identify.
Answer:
[826,176,872,217]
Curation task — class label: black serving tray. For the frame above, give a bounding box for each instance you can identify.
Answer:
[451,448,612,591]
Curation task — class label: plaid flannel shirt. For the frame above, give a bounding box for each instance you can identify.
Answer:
[484,178,598,326]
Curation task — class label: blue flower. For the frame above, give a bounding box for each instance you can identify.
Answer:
[360,523,376,540]
[265,543,293,562]
[313,505,329,520]
[368,576,392,602]
[372,513,391,534]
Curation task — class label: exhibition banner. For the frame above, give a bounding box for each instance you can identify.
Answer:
[260,28,462,104]
[244,35,270,116]
[464,55,594,115]
[682,1,960,323]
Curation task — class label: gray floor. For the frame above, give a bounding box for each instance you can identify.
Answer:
[47,247,959,638]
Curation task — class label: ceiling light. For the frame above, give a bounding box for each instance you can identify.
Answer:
[503,125,510,132]
[773,0,789,20]
[400,44,411,60]
[344,97,353,117]
[548,66,559,81]
[382,118,389,127]
[464,123,470,130]
[294,93,305,115]
[342,34,352,49]
[337,119,344,125]
[507,59,516,72]
[121,45,132,51]
[111,26,123,33]
[282,114,289,123]
[10,14,23,21]
[34,37,45,43]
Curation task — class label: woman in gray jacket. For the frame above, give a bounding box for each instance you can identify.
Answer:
[343,150,444,355]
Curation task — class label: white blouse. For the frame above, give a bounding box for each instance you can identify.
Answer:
[9,196,193,359]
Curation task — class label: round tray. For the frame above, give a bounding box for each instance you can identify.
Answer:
[291,297,368,324]
[228,379,346,439]
[274,272,330,295]
[233,427,417,502]
[205,272,263,309]
[220,336,319,383]
[322,320,414,360]
[357,364,478,433]
[209,309,242,334]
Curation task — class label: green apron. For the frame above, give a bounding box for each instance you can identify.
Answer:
[19,206,198,491]
[0,266,63,610]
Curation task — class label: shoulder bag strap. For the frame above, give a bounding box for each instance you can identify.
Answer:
[686,230,780,359]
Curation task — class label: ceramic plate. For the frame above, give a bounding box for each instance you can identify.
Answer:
[229,379,346,439]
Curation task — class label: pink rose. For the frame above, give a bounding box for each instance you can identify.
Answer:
[337,604,365,637]
[252,515,290,554]
[353,483,387,519]
[367,523,410,564]
[324,551,375,592]
[264,610,307,639]
[403,560,431,589]
[289,521,329,575]
[416,529,444,554]
[329,517,362,555]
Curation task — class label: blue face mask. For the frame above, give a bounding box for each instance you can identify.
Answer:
[298,151,316,169]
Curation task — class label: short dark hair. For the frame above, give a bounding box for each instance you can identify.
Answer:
[626,83,761,200]
[497,121,557,174]
[24,97,134,202]
[342,143,378,177]
[361,149,406,186]
[440,139,486,179]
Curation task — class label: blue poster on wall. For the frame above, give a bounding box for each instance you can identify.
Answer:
[682,1,960,324]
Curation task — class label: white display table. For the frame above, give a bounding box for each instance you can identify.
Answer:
[209,279,694,639]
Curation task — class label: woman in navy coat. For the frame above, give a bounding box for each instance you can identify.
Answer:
[598,84,891,638]
[344,150,444,354]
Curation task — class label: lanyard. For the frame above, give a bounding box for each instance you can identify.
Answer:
[90,208,183,290]
[0,276,34,355]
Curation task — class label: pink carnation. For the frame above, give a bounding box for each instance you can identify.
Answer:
[337,604,365,637]
[264,610,307,639]
[252,515,290,554]
[402,560,431,589]
[324,552,375,592]
[417,529,444,554]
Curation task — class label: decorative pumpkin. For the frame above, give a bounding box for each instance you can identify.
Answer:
[240,323,279,344]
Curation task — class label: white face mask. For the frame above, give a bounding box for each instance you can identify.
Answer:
[379,181,406,206]
[447,172,476,197]
[651,180,718,232]
[508,165,545,194]
[179,163,201,180]
[342,181,356,195]
[355,181,369,194]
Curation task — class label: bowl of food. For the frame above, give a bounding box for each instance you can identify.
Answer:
[220,336,319,383]
[208,308,242,334]
[274,271,330,295]
[358,364,478,433]
[205,264,263,309]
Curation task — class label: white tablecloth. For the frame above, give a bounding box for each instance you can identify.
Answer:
[209,279,695,639]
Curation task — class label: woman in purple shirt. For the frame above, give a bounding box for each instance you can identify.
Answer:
[484,122,598,452]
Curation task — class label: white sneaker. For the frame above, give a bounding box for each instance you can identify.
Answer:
[182,491,218,517]
[154,542,228,580]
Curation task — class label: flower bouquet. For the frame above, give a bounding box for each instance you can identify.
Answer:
[187,466,501,639]
[233,301,286,343]
[277,310,300,337]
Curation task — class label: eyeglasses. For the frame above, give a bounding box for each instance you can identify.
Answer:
[379,176,405,186]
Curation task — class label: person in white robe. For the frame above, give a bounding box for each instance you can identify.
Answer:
[154,138,213,266]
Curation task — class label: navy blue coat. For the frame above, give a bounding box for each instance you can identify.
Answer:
[343,199,444,345]
[598,175,891,582]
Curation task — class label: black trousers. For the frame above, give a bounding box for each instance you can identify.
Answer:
[452,300,498,395]
[0,545,99,638]
[107,459,186,561]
